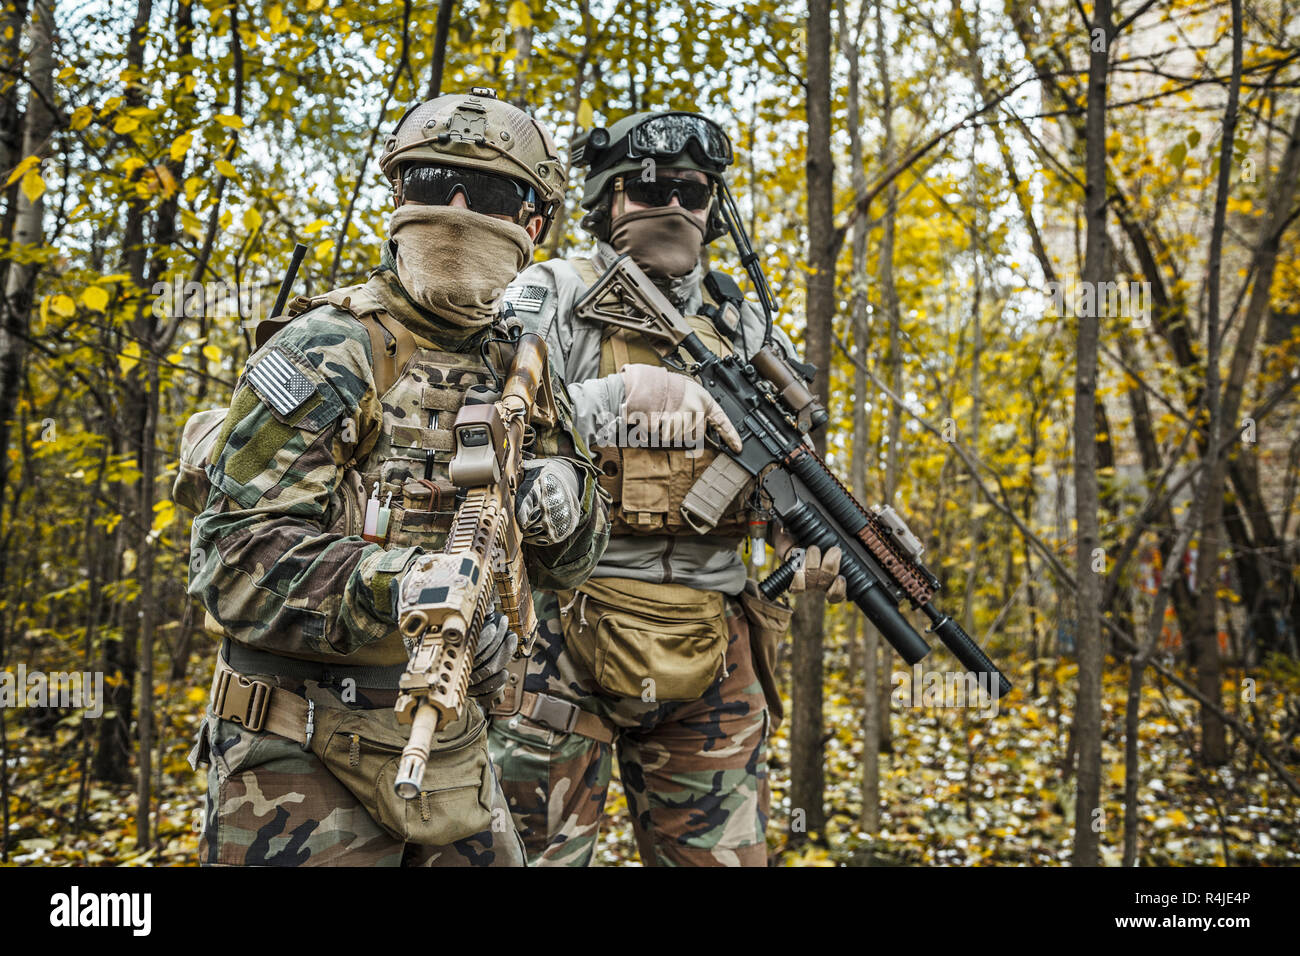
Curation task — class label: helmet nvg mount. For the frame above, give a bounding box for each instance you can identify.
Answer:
[379,87,567,242]
[572,110,735,243]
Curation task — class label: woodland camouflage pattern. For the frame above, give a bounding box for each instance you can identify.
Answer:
[490,592,770,866]
[196,678,525,866]
[187,261,609,866]
[189,267,607,664]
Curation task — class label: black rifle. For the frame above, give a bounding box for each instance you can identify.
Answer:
[575,254,1012,697]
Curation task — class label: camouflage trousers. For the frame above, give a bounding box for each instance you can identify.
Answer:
[488,591,771,867]
[191,672,526,867]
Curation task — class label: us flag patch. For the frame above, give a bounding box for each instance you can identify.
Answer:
[247,348,315,416]
[503,284,548,313]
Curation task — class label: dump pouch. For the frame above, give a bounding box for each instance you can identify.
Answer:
[305,687,494,845]
[739,579,792,727]
[555,576,729,702]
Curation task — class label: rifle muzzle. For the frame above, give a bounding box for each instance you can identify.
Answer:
[395,704,439,799]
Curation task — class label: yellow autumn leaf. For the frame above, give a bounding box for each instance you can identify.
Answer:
[314,238,334,262]
[202,344,222,363]
[181,208,203,240]
[215,159,238,178]
[69,105,93,130]
[506,0,531,28]
[214,113,244,129]
[50,294,76,317]
[114,115,140,134]
[577,99,594,129]
[152,500,176,532]
[5,155,40,186]
[81,286,109,312]
[170,131,193,162]
[303,218,328,236]
[20,168,44,202]
[243,207,263,232]
[119,340,141,376]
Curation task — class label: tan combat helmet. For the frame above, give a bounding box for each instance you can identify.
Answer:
[379,87,567,242]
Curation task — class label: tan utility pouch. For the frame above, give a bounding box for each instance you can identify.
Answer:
[739,580,792,727]
[557,577,729,702]
[306,688,494,846]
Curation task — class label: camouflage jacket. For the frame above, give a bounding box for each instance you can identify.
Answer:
[503,241,797,596]
[188,259,609,665]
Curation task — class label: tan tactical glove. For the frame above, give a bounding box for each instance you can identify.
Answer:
[619,363,744,453]
[788,545,847,603]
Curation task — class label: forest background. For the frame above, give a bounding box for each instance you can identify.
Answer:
[0,0,1297,866]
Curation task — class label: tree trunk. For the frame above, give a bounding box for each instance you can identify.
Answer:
[841,0,877,832]
[1,0,53,537]
[426,0,455,98]
[1188,0,1242,767]
[789,0,834,847]
[1071,0,1111,868]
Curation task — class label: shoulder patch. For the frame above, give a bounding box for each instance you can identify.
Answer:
[246,347,316,416]
[503,284,548,313]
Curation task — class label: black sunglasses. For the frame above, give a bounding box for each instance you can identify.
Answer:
[622,175,713,211]
[401,164,536,219]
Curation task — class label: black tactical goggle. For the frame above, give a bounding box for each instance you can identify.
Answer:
[620,175,714,210]
[585,113,734,172]
[401,164,537,220]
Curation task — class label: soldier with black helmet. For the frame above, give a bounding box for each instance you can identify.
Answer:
[488,109,844,867]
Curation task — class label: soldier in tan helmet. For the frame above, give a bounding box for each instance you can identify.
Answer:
[487,110,845,866]
[182,89,609,866]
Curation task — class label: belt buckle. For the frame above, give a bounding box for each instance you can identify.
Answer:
[530,693,578,734]
[215,670,271,733]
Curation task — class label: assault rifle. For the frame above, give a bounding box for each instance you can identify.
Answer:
[575,254,1011,697]
[391,323,552,798]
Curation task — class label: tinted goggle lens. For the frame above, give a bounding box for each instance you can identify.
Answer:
[623,177,713,210]
[402,165,534,217]
[629,114,733,166]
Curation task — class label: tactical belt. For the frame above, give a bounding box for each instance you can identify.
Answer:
[223,638,406,689]
[210,652,315,749]
[517,691,616,745]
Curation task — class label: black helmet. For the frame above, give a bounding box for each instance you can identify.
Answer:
[572,110,733,243]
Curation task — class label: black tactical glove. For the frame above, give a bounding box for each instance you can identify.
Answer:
[515,458,582,546]
[468,610,519,701]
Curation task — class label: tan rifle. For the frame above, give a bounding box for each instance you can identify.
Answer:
[392,328,552,799]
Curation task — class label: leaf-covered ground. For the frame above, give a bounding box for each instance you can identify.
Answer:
[4,651,1297,867]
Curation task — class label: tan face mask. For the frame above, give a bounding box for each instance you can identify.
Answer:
[610,204,706,279]
[390,204,532,327]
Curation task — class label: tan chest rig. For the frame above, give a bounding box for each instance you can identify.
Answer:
[286,284,501,555]
[571,259,751,538]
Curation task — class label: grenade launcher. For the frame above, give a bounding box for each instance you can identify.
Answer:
[575,254,1011,697]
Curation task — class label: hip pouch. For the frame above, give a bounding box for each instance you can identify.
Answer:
[739,580,793,727]
[305,687,495,846]
[557,577,729,702]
